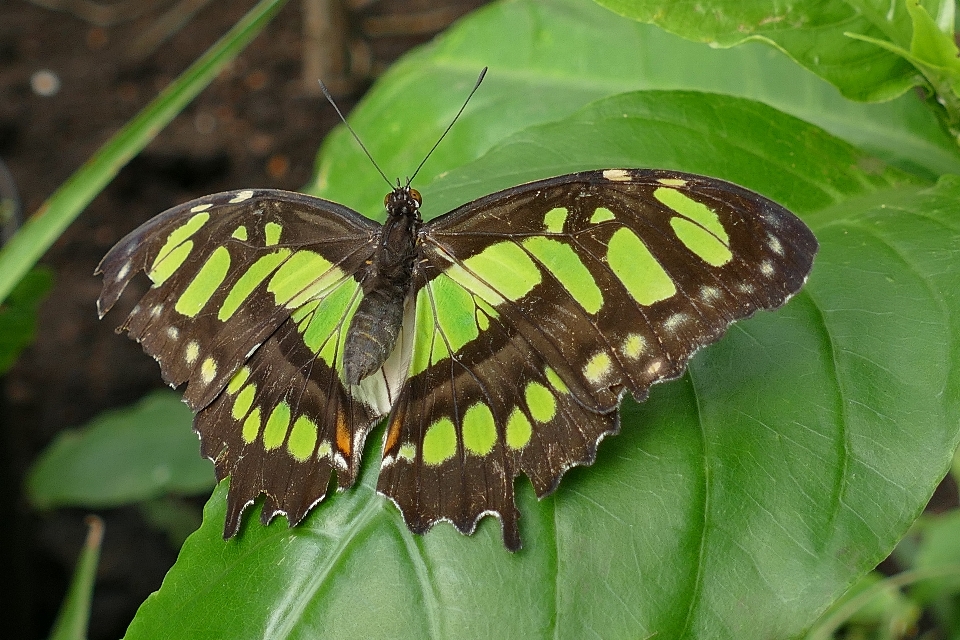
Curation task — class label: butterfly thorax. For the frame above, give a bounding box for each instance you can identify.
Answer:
[342,185,422,385]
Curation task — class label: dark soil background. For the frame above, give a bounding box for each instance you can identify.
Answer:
[0,1,484,637]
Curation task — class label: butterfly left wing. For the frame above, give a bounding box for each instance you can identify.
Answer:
[97,189,393,536]
[378,169,817,550]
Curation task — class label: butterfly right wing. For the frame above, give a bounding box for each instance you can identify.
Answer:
[376,169,817,550]
[97,189,389,535]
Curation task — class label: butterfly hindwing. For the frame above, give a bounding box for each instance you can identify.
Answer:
[199,310,376,535]
[97,189,392,533]
[376,169,817,549]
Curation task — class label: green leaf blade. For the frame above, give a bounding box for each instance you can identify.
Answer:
[122,91,959,639]
[0,267,52,375]
[27,391,215,509]
[48,517,104,640]
[593,0,934,102]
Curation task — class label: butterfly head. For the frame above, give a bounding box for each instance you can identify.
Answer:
[384,185,422,222]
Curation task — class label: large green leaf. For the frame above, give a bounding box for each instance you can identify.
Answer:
[122,85,958,638]
[421,90,913,217]
[312,0,958,219]
[595,0,948,102]
[27,391,214,509]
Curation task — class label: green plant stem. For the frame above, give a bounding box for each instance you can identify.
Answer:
[0,0,288,306]
[47,516,104,640]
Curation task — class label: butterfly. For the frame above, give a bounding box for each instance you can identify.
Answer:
[96,161,817,551]
[97,65,817,551]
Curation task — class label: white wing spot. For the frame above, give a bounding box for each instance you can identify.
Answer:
[185,340,200,365]
[166,326,179,340]
[737,282,755,295]
[762,210,783,229]
[317,441,332,459]
[117,261,131,280]
[699,285,721,302]
[602,169,631,182]
[229,190,255,204]
[760,260,775,277]
[583,352,613,384]
[663,312,687,333]
[200,357,217,384]
[646,360,663,376]
[768,235,784,256]
[190,203,214,213]
[333,453,348,469]
[150,304,163,318]
[397,443,416,462]
[622,333,646,359]
[657,177,687,187]
[245,342,262,359]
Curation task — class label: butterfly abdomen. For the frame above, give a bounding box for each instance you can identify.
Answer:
[344,282,409,385]
[343,188,421,385]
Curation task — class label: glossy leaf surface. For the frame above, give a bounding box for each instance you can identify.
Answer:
[595,0,944,101]
[123,89,958,638]
[28,392,214,509]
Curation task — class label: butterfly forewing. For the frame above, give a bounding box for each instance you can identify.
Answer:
[377,169,816,548]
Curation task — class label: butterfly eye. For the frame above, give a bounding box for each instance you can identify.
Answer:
[409,188,422,206]
[383,193,391,208]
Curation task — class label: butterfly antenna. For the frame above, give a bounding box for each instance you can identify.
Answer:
[317,79,393,189]
[407,67,487,186]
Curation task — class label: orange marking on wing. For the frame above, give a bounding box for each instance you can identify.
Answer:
[335,407,351,457]
[384,409,405,455]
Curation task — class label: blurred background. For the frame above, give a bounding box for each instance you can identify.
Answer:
[3,1,960,638]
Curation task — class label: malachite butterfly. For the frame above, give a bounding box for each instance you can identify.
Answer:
[97,96,817,552]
